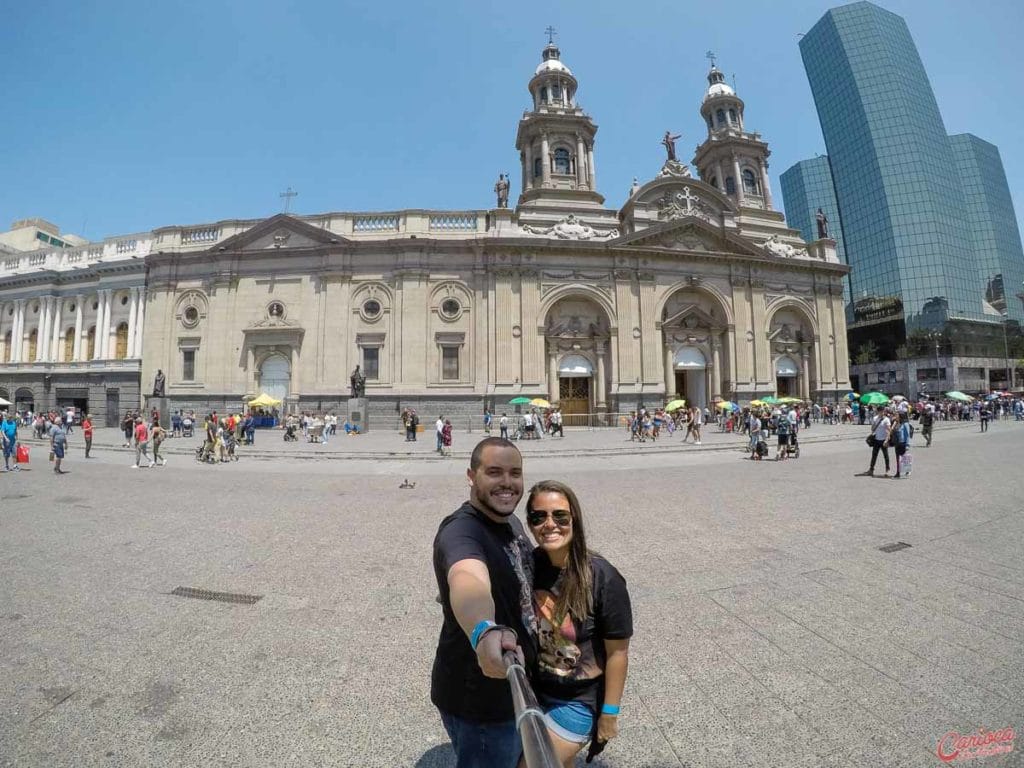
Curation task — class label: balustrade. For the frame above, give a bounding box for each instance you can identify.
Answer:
[353,215,400,232]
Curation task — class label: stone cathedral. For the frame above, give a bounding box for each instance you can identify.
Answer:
[0,42,850,425]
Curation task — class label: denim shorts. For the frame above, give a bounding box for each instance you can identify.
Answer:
[539,695,594,743]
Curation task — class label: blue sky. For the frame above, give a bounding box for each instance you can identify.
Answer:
[2,0,1021,241]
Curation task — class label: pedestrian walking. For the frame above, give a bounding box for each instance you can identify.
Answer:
[436,415,445,453]
[920,405,934,446]
[860,408,892,476]
[524,480,633,766]
[50,419,68,474]
[82,413,93,458]
[891,413,911,479]
[980,403,991,433]
[499,413,509,440]
[441,419,453,456]
[151,422,167,466]
[131,417,150,468]
[431,437,534,768]
[1,412,20,472]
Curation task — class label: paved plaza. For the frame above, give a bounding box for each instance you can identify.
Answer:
[2,421,1023,767]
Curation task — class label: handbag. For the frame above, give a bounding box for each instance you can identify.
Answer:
[49,450,55,462]
[865,434,874,446]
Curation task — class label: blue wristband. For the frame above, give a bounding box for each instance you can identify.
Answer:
[469,620,497,650]
[601,704,620,716]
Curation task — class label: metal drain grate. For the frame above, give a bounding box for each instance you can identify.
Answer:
[879,542,912,553]
[171,586,262,605]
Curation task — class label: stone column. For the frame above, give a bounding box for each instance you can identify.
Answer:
[73,295,84,361]
[711,339,722,399]
[50,298,62,361]
[801,352,811,400]
[759,159,774,209]
[575,134,586,188]
[596,344,607,409]
[548,349,558,403]
[10,300,22,363]
[92,293,104,360]
[540,134,551,185]
[134,289,146,359]
[99,290,111,359]
[16,300,26,363]
[126,287,138,358]
[290,345,300,396]
[521,149,529,193]
[35,297,49,362]
[587,143,596,190]
[732,155,745,205]
[715,159,726,192]
[664,343,675,398]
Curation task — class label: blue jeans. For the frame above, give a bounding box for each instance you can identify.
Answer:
[439,711,521,768]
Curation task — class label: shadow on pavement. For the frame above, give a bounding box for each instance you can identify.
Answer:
[414,743,455,767]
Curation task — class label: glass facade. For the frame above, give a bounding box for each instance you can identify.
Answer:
[779,156,849,306]
[948,133,1024,324]
[800,1,981,334]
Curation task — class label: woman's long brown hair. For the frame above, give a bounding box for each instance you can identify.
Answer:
[526,480,593,623]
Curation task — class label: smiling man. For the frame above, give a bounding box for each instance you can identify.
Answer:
[431,437,536,768]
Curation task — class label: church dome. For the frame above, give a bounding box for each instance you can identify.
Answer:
[703,65,735,102]
[535,43,573,76]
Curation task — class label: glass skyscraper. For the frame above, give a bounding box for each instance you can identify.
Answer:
[948,133,1024,324]
[798,1,984,340]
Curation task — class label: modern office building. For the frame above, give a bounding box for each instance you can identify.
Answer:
[948,133,1024,324]
[787,1,1024,391]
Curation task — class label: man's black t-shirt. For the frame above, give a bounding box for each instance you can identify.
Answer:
[531,551,633,711]
[431,502,536,721]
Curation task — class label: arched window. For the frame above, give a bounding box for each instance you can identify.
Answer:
[709,176,718,189]
[706,116,713,130]
[725,176,736,195]
[551,84,561,103]
[28,330,37,362]
[86,326,96,360]
[115,322,129,359]
[742,168,759,194]
[540,86,548,104]
[716,108,726,125]
[728,108,737,124]
[533,157,542,178]
[63,328,74,362]
[553,147,571,175]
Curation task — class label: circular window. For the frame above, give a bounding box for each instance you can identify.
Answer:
[33,304,39,314]
[6,308,12,317]
[121,295,128,306]
[182,306,200,328]
[267,301,285,319]
[440,298,461,319]
[68,303,76,313]
[363,299,381,319]
[92,301,98,311]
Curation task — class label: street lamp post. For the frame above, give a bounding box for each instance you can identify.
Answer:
[1001,310,1012,391]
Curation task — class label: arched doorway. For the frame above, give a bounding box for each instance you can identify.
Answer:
[15,387,34,414]
[776,355,799,397]
[258,353,291,407]
[115,323,129,359]
[557,354,592,425]
[674,347,708,409]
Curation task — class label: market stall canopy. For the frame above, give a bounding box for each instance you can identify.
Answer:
[248,393,283,407]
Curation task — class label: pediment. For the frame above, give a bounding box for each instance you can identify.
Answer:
[612,219,763,258]
[663,303,719,329]
[214,214,349,253]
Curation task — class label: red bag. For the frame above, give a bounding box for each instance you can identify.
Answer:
[16,444,29,464]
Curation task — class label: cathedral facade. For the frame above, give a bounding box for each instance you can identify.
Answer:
[0,43,851,424]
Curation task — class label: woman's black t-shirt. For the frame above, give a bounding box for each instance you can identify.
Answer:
[530,550,633,711]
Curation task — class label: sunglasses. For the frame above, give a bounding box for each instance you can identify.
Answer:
[526,509,572,527]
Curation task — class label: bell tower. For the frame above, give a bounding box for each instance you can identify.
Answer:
[514,34,605,209]
[692,59,775,210]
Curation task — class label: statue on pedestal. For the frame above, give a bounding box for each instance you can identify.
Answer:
[494,173,510,208]
[349,365,366,398]
[152,369,166,397]
[816,208,830,239]
[661,131,682,162]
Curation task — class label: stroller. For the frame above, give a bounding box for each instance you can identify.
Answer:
[785,432,801,459]
[752,430,769,460]
[283,423,298,441]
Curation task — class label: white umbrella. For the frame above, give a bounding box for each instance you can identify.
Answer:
[0,397,12,407]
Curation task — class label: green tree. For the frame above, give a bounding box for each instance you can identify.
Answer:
[854,341,879,365]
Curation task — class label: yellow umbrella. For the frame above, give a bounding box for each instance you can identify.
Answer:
[530,398,551,408]
[665,399,687,411]
[248,392,282,408]
[779,397,803,404]
[750,399,765,406]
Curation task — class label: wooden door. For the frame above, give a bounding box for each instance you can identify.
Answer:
[559,377,590,426]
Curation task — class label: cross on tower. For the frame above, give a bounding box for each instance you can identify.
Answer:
[545,25,557,44]
[705,50,717,67]
[279,186,298,213]
[679,186,699,212]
